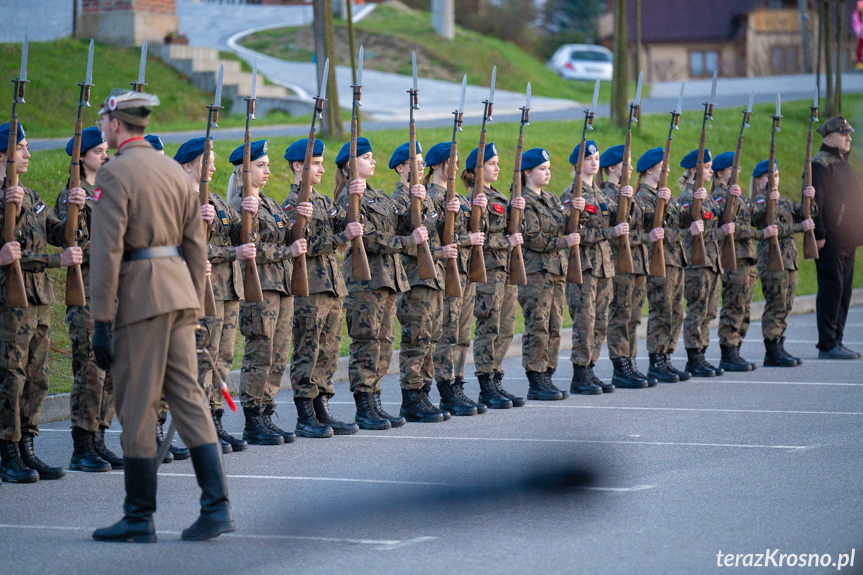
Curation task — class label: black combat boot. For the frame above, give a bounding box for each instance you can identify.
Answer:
[611,358,647,389]
[92,457,157,543]
[437,379,478,416]
[157,420,190,460]
[294,398,334,438]
[181,444,235,541]
[527,370,563,401]
[212,409,248,452]
[0,440,39,483]
[242,405,285,445]
[719,344,754,372]
[544,367,570,399]
[629,358,657,387]
[664,353,692,381]
[685,348,716,378]
[420,381,451,420]
[94,427,124,469]
[570,365,602,395]
[313,395,360,435]
[737,345,757,371]
[70,427,111,473]
[400,388,445,423]
[587,363,615,393]
[700,347,724,376]
[454,376,488,414]
[764,338,797,367]
[491,372,525,407]
[154,421,176,463]
[19,433,65,480]
[648,353,679,383]
[373,391,406,428]
[262,404,297,443]
[477,373,512,409]
[778,337,802,366]
[354,392,391,430]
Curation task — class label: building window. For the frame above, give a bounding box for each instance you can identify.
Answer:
[690,50,719,77]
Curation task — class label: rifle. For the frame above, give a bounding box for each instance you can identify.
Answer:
[348,47,371,282]
[765,94,784,272]
[443,76,467,298]
[469,67,496,284]
[130,41,147,93]
[240,59,263,302]
[688,71,717,267]
[507,83,530,286]
[566,79,599,285]
[64,40,93,308]
[198,64,223,316]
[290,59,329,298]
[802,87,819,260]
[408,52,435,281]
[648,81,685,278]
[615,71,643,275]
[719,90,754,271]
[2,39,29,309]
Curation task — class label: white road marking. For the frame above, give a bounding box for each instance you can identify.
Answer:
[71,470,458,487]
[582,484,655,493]
[522,405,863,416]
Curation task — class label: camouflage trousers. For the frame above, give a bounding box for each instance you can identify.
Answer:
[346,288,398,394]
[567,274,613,366]
[397,286,443,390]
[760,268,797,340]
[433,273,475,381]
[683,267,721,349]
[291,292,342,400]
[0,304,50,442]
[518,270,565,373]
[607,273,647,359]
[198,299,240,411]
[647,265,685,354]
[239,290,293,408]
[67,304,115,432]
[718,261,757,347]
[473,268,517,376]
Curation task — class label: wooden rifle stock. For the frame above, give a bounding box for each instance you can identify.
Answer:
[649,112,680,278]
[408,91,435,281]
[567,113,594,284]
[615,103,637,275]
[3,83,28,309]
[348,86,371,282]
[689,103,711,267]
[290,100,324,298]
[801,105,819,260]
[468,103,491,284]
[720,109,751,270]
[199,125,217,315]
[64,92,87,307]
[240,99,263,302]
[507,109,527,286]
[443,113,463,298]
[765,119,784,271]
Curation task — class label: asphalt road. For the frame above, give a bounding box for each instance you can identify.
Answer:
[1,306,862,574]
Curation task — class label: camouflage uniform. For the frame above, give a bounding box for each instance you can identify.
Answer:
[561,181,615,366]
[0,186,65,442]
[518,185,568,373]
[283,184,349,399]
[55,181,115,432]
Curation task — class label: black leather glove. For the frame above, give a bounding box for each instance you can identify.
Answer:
[92,321,113,371]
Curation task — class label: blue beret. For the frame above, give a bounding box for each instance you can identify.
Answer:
[752,159,778,179]
[521,148,550,171]
[636,147,664,173]
[0,122,26,153]
[336,137,372,168]
[144,134,163,151]
[284,138,325,163]
[569,140,599,165]
[388,141,422,170]
[599,144,624,169]
[174,137,210,165]
[65,126,104,157]
[465,142,497,171]
[424,142,452,168]
[229,140,269,166]
[679,148,711,169]
[711,151,735,173]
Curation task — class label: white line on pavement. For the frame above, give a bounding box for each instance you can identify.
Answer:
[521,405,863,416]
[582,484,656,492]
[69,470,459,487]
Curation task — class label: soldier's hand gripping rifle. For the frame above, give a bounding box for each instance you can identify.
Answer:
[468,67,497,285]
[719,91,754,270]
[290,59,329,298]
[198,64,223,316]
[408,52,435,281]
[348,47,371,281]
[443,76,467,298]
[765,94,784,272]
[689,71,717,267]
[616,71,643,275]
[240,59,264,302]
[566,79,600,284]
[3,39,29,309]
[802,88,819,260]
[64,40,94,308]
[649,81,684,278]
[507,83,530,286]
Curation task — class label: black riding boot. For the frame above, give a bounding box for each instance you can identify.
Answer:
[719,344,754,372]
[493,371,526,407]
[477,373,512,409]
[242,405,284,445]
[92,457,158,543]
[764,338,797,367]
[527,370,563,400]
[454,376,488,413]
[313,395,360,435]
[570,365,602,395]
[263,404,297,443]
[664,353,691,380]
[400,388,445,423]
[437,379,477,416]
[373,391,406,427]
[354,392,391,430]
[685,348,716,377]
[94,427,124,469]
[544,367,569,399]
[212,409,247,452]
[70,427,111,472]
[181,443,235,541]
[611,358,647,389]
[19,433,65,480]
[648,352,679,383]
[0,440,39,483]
[294,398,335,438]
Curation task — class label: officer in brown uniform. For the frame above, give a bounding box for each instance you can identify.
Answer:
[90,89,233,542]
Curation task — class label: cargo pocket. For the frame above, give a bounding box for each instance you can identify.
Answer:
[240,301,267,338]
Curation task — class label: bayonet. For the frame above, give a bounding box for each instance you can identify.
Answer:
[134,40,147,91]
[708,70,717,118]
[590,78,600,113]
[526,81,532,111]
[84,40,94,89]
[412,51,418,94]
[458,74,466,118]
[410,51,419,110]
[522,82,531,126]
[357,46,363,89]
[634,71,643,107]
[250,57,257,101]
[320,58,329,103]
[214,65,223,109]
[675,81,685,114]
[20,36,28,83]
[489,65,496,104]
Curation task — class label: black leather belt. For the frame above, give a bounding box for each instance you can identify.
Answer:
[122,246,181,262]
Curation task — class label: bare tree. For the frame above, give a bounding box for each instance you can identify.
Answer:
[799,0,813,72]
[313,0,344,138]
[611,0,628,127]
[825,0,834,116]
[836,0,844,114]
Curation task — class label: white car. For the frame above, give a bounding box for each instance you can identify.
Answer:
[547,44,614,81]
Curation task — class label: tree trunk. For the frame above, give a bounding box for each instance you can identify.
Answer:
[836,0,844,114]
[316,0,344,138]
[817,0,823,87]
[634,0,641,81]
[799,0,813,72]
[73,0,78,39]
[825,0,834,116]
[432,0,455,40]
[611,0,628,128]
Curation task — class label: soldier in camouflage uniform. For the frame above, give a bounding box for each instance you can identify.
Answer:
[561,141,629,394]
[710,152,761,372]
[0,122,83,483]
[283,138,360,437]
[635,147,692,383]
[518,147,580,399]
[751,160,816,366]
[228,140,309,445]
